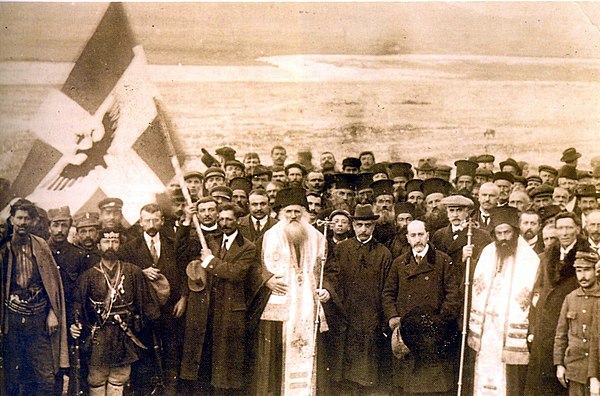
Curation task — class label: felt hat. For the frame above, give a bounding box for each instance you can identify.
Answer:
[351,204,379,221]
[149,274,171,305]
[499,158,522,175]
[224,159,245,171]
[561,147,582,163]
[186,260,207,292]
[492,172,515,184]
[575,184,597,198]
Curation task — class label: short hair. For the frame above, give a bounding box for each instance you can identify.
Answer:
[520,209,540,222]
[244,152,260,161]
[306,192,322,200]
[249,189,269,199]
[10,198,38,219]
[359,151,375,159]
[218,203,243,219]
[271,165,285,173]
[196,196,218,206]
[140,203,162,215]
[555,211,581,227]
[271,145,286,154]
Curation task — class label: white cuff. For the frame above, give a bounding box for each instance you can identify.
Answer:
[201,255,214,268]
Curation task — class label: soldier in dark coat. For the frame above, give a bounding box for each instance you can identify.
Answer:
[525,212,591,395]
[73,212,102,270]
[326,204,393,394]
[382,220,462,395]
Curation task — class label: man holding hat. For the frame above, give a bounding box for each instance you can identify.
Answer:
[382,219,461,395]
[468,206,540,396]
[255,188,327,395]
[74,212,102,270]
[324,204,393,394]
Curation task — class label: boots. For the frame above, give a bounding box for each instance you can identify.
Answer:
[106,382,124,396]
[89,384,106,396]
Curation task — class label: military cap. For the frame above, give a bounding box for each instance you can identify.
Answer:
[454,160,478,179]
[575,184,597,198]
[334,173,358,191]
[98,197,123,210]
[394,202,416,217]
[98,227,121,240]
[526,175,542,184]
[476,154,495,163]
[355,173,374,191]
[285,162,307,176]
[422,178,450,197]
[210,185,233,200]
[489,206,520,229]
[247,164,272,177]
[435,165,452,177]
[499,158,522,175]
[538,165,558,175]
[74,212,100,228]
[493,172,515,184]
[342,157,362,169]
[215,146,236,160]
[352,204,379,221]
[329,209,352,221]
[204,167,225,180]
[229,177,252,195]
[224,159,245,171]
[201,148,220,168]
[48,206,71,222]
[371,179,395,198]
[558,165,578,180]
[370,163,389,177]
[405,179,424,195]
[560,147,582,163]
[274,187,308,209]
[415,160,436,172]
[440,195,474,208]
[537,204,562,223]
[183,170,204,181]
[573,251,599,268]
[529,184,554,199]
[388,162,413,179]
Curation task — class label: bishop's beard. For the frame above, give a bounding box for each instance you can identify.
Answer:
[495,234,518,262]
[284,217,309,254]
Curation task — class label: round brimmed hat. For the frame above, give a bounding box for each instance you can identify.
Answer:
[201,148,220,168]
[352,204,379,220]
[274,187,308,209]
[391,326,411,360]
[48,206,72,222]
[400,306,457,364]
[558,165,578,180]
[499,158,522,176]
[150,274,171,305]
[537,204,562,223]
[98,197,123,210]
[489,206,520,229]
[435,165,452,177]
[575,184,598,198]
[74,212,100,228]
[573,251,600,268]
[371,179,395,198]
[342,157,361,169]
[561,147,582,163]
[440,195,473,208]
[415,161,436,172]
[186,260,207,292]
[493,172,515,184]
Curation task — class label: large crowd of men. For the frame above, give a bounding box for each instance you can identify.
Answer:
[1,145,600,396]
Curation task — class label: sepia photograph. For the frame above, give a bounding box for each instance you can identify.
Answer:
[1,2,600,395]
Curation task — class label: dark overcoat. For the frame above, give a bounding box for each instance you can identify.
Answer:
[326,237,393,387]
[238,215,278,242]
[179,231,256,390]
[525,236,590,395]
[382,244,462,393]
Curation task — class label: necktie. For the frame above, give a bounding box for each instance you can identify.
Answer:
[482,215,489,226]
[415,255,422,264]
[256,219,262,233]
[150,239,158,265]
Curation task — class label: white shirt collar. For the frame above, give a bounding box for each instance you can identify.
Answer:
[357,235,373,245]
[526,235,538,246]
[222,230,238,250]
[560,239,577,260]
[412,244,429,259]
[201,223,218,232]
[143,232,160,249]
[251,216,268,228]
[588,237,600,251]
[565,196,576,212]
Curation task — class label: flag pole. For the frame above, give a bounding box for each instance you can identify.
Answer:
[153,97,209,255]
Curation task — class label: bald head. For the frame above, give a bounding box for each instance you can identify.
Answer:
[478,182,500,211]
[406,220,429,253]
[586,210,600,244]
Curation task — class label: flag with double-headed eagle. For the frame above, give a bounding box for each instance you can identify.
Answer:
[1,3,181,223]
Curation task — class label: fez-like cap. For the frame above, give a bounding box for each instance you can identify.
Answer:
[526,175,542,184]
[229,177,252,194]
[529,184,554,199]
[499,158,522,175]
[183,170,204,181]
[224,159,245,170]
[454,160,478,179]
[352,204,379,220]
[538,165,558,175]
[422,178,450,197]
[388,162,413,179]
[329,209,352,221]
[415,161,436,172]
[74,212,100,228]
[334,173,358,191]
[215,146,236,160]
[98,197,123,210]
[435,165,452,176]
[355,173,374,191]
[342,157,361,169]
[285,162,307,176]
[274,187,308,209]
[576,184,597,198]
[370,163,389,176]
[476,154,495,163]
[561,147,582,163]
[558,165,578,180]
[371,179,395,198]
[204,167,225,180]
[210,185,233,200]
[489,205,520,229]
[475,168,493,177]
[201,148,220,168]
[573,251,599,268]
[537,204,562,223]
[394,202,416,217]
[247,164,272,177]
[48,206,71,222]
[493,172,515,184]
[440,195,474,208]
[405,179,424,195]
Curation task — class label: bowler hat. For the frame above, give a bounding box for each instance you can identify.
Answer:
[493,172,515,184]
[351,204,379,221]
[489,206,520,229]
[274,188,308,209]
[560,147,582,163]
[48,206,71,222]
[499,158,522,175]
[186,260,207,292]
[149,274,171,305]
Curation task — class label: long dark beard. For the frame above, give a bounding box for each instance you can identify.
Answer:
[101,248,119,261]
[375,209,395,225]
[495,235,518,262]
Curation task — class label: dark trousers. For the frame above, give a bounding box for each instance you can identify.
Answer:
[3,310,56,396]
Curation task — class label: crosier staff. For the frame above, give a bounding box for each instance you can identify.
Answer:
[457,219,473,396]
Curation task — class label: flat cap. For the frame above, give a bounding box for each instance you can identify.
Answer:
[285,162,307,176]
[209,185,233,200]
[538,165,558,175]
[493,172,515,184]
[440,195,474,208]
[475,168,493,177]
[247,165,272,177]
[329,209,352,221]
[48,206,71,222]
[73,211,100,228]
[183,170,204,181]
[204,167,225,180]
[573,251,599,268]
[526,175,542,184]
[435,165,452,176]
[98,197,123,210]
[476,154,495,163]
[537,204,562,223]
[529,184,554,198]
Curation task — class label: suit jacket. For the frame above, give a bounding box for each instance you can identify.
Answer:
[238,215,278,242]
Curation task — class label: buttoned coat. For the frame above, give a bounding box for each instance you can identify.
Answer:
[238,215,277,243]
[179,231,256,389]
[382,244,462,392]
